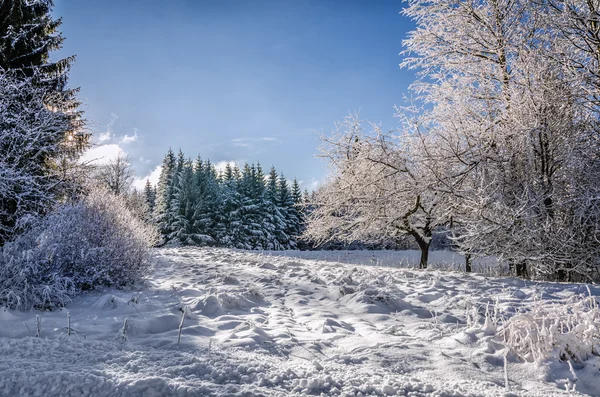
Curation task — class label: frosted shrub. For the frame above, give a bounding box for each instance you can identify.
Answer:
[500,294,600,364]
[0,188,159,310]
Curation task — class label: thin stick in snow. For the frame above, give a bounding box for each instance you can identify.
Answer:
[504,348,509,390]
[67,312,71,337]
[36,315,41,338]
[178,307,185,344]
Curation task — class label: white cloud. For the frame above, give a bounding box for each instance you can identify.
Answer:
[80,144,126,166]
[121,128,138,144]
[95,113,118,143]
[98,131,112,142]
[215,160,239,173]
[133,165,162,191]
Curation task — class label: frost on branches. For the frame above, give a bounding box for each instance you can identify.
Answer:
[304,114,448,269]
[400,0,600,281]
[0,71,80,245]
[306,0,600,281]
[0,187,159,310]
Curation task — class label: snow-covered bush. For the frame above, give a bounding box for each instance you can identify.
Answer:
[0,188,159,310]
[500,295,600,364]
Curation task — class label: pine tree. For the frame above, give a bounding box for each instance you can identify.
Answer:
[215,163,243,247]
[0,0,88,245]
[170,158,200,245]
[192,157,218,245]
[291,178,302,204]
[0,0,88,173]
[1,1,68,78]
[154,149,177,243]
[277,174,298,249]
[236,164,264,249]
[267,166,278,202]
[290,178,306,248]
[144,180,156,214]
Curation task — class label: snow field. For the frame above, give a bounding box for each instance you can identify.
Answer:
[0,247,598,396]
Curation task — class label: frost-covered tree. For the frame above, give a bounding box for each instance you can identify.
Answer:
[154,149,176,243]
[401,0,600,280]
[538,0,600,109]
[0,0,87,181]
[192,157,218,245]
[0,0,69,80]
[214,163,244,247]
[151,148,304,250]
[304,114,447,268]
[0,0,87,245]
[96,153,134,196]
[144,179,156,214]
[0,72,81,245]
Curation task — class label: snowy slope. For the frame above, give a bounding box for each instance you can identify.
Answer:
[0,247,598,397]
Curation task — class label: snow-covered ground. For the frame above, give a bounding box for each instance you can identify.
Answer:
[0,247,599,397]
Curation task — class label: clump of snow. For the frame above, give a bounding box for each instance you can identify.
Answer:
[500,294,600,364]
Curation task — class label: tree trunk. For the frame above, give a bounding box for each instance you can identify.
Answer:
[465,254,472,273]
[511,260,529,279]
[416,237,430,269]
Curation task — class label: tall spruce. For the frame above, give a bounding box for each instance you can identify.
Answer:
[154,149,176,243]
[0,0,87,245]
[144,180,156,214]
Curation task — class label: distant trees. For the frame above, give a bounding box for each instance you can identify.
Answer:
[150,149,306,250]
[96,153,134,196]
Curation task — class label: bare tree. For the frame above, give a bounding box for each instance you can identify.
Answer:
[96,153,135,196]
[401,0,600,280]
[304,114,448,269]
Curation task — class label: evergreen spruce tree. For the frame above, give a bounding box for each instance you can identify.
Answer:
[236,164,262,249]
[0,0,87,160]
[291,178,302,205]
[277,174,299,249]
[0,0,88,245]
[215,163,243,247]
[170,158,200,245]
[290,178,306,247]
[267,166,278,202]
[192,157,218,245]
[144,179,156,214]
[154,149,177,243]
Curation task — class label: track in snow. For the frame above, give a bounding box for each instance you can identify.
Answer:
[1,247,598,396]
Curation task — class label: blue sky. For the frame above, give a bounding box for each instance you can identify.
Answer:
[53,0,415,190]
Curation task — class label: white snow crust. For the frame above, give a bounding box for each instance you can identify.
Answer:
[1,247,598,396]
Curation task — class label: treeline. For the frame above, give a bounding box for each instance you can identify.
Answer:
[146,149,308,250]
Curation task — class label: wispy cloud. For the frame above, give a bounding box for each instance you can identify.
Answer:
[228,136,282,149]
[121,128,138,144]
[95,113,118,143]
